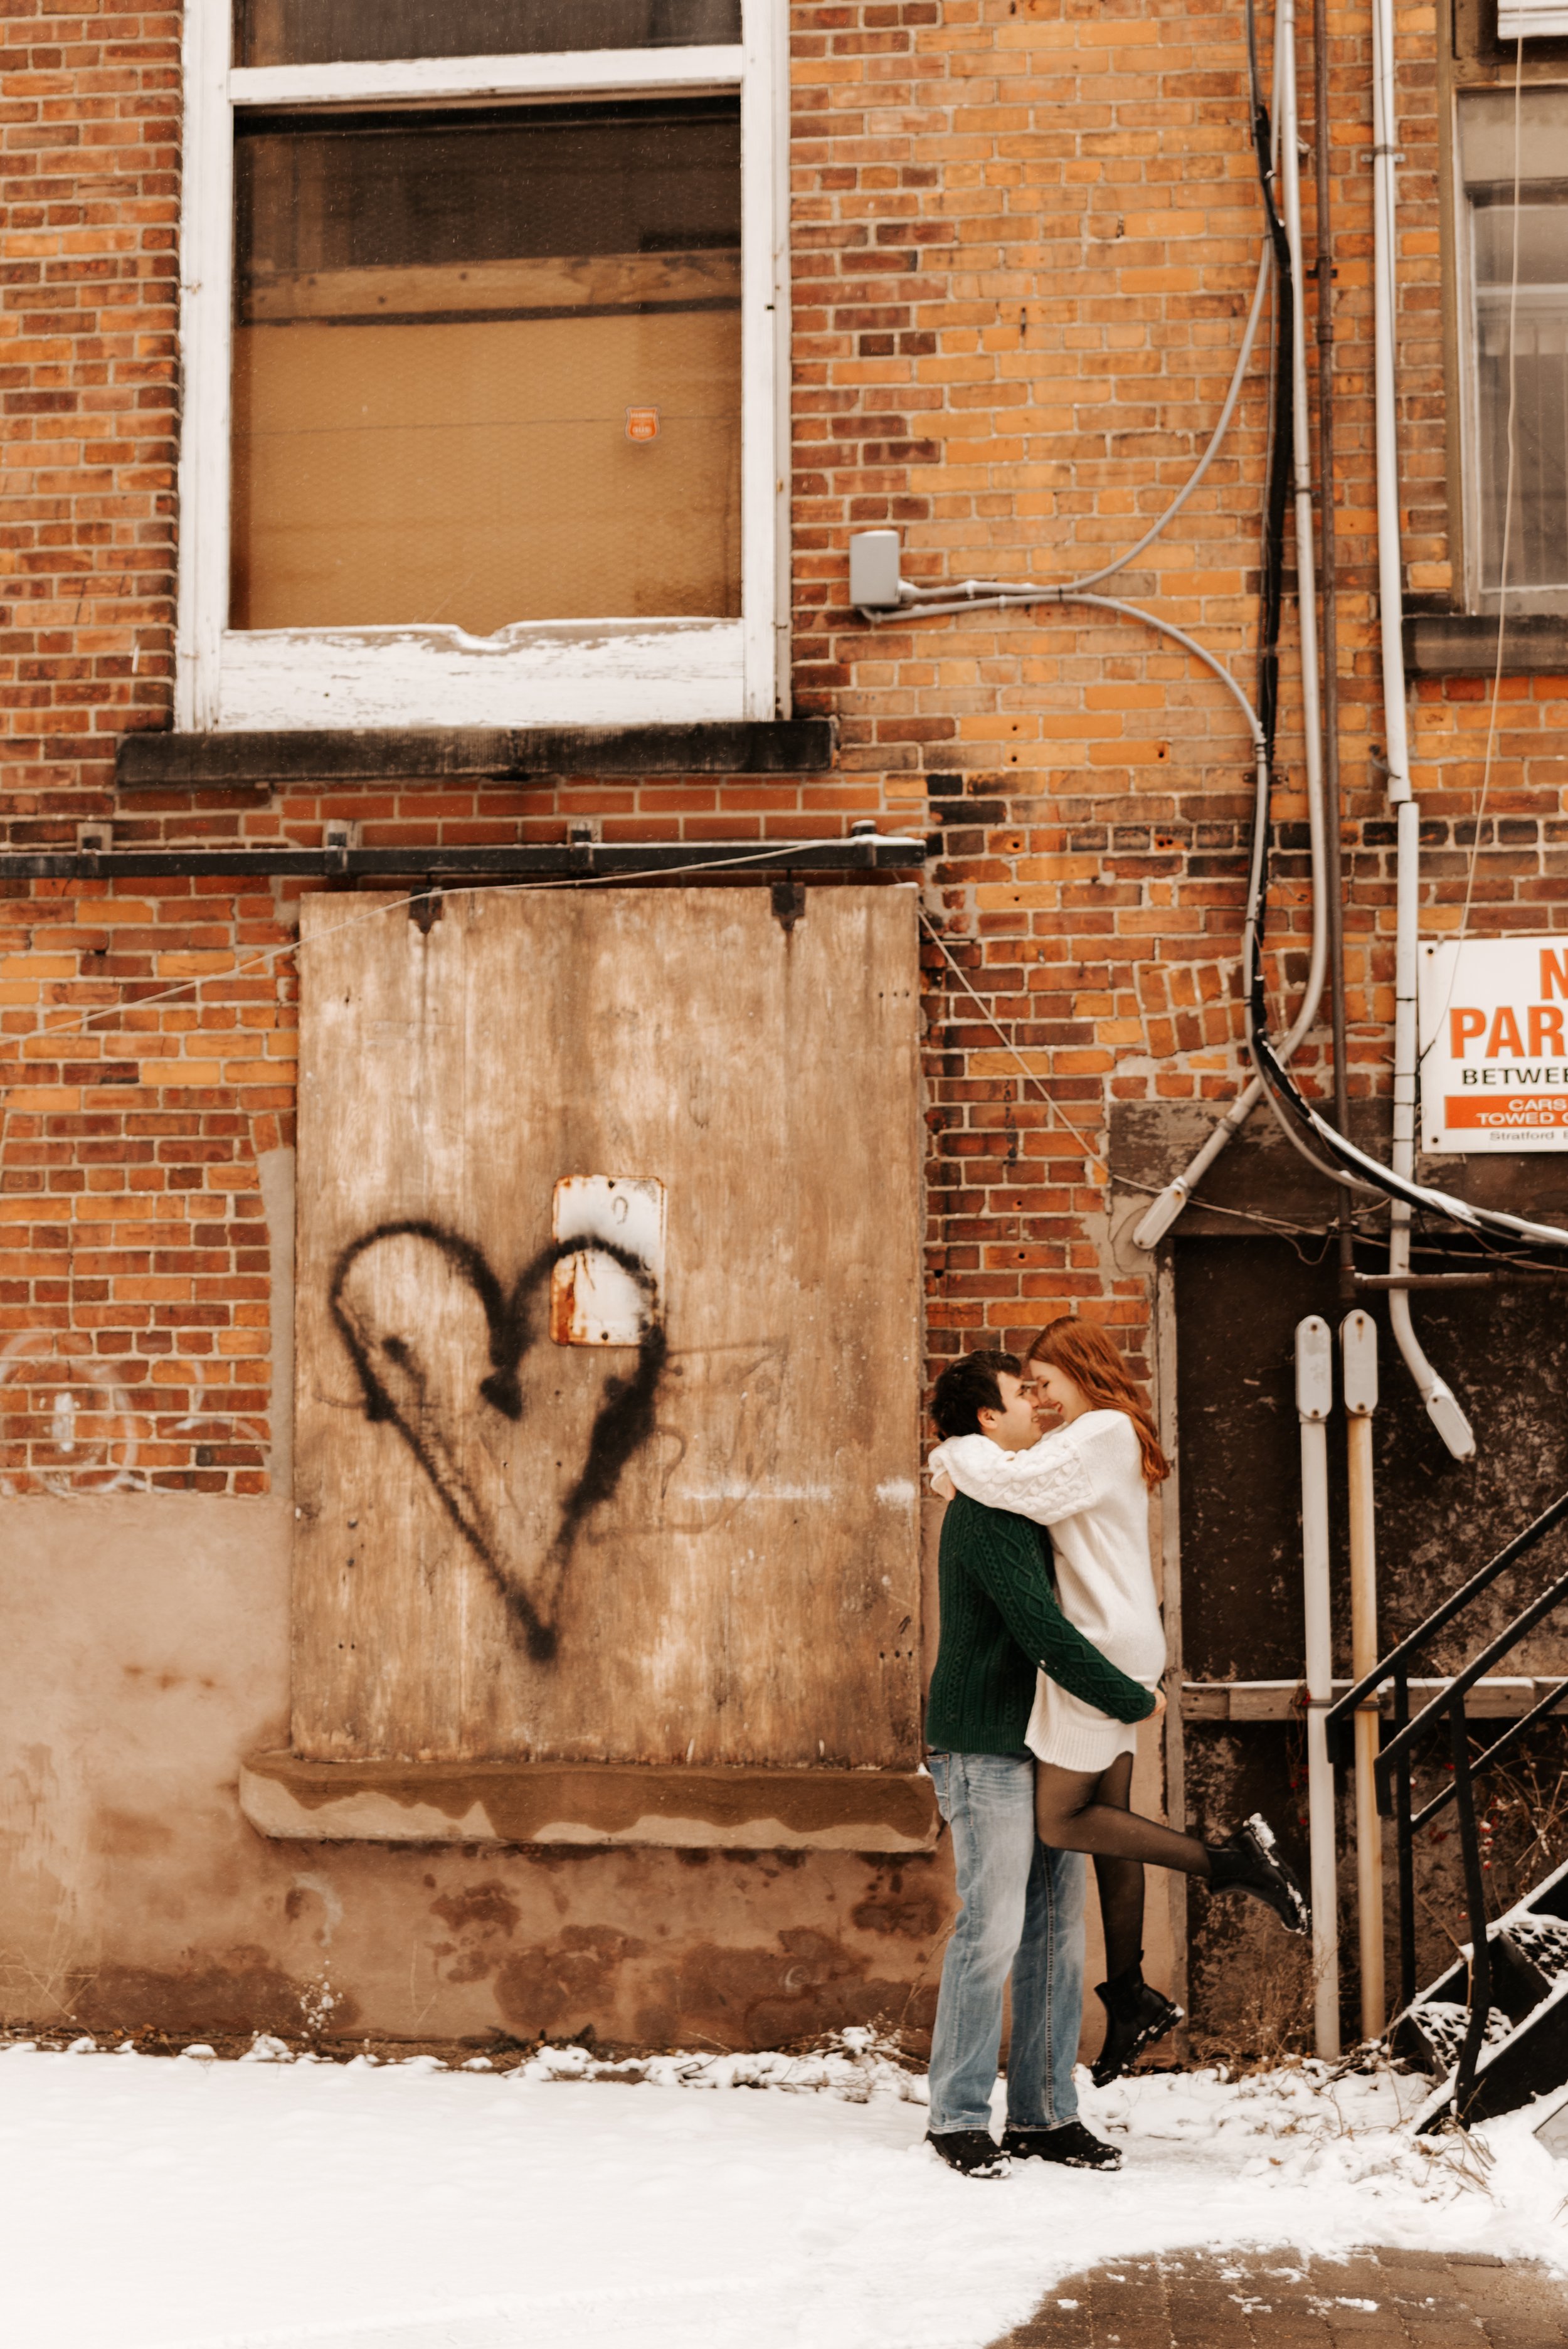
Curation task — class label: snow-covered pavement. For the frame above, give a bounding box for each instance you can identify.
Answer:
[4,2038,1565,2349]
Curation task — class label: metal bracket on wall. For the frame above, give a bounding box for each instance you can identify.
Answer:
[0,836,928,884]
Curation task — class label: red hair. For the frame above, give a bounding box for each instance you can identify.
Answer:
[1025,1318,1170,1489]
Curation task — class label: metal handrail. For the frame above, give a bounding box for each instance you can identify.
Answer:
[1320,1479,1568,2126]
[1323,1484,1568,1760]
[1375,1561,1568,1777]
[1408,1672,1568,1832]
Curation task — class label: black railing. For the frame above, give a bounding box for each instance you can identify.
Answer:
[1324,1483,1568,2121]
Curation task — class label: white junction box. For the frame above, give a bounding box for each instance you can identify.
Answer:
[1419,935,1568,1152]
[550,1175,667,1344]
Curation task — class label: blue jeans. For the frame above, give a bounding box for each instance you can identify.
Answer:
[926,1750,1085,2136]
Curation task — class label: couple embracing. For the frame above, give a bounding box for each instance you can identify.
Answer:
[922,1318,1309,2180]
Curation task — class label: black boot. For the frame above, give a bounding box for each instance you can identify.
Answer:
[1091,1959,1183,2086]
[1205,1811,1310,1935]
[1000,2118,1121,2170]
[926,2128,1009,2178]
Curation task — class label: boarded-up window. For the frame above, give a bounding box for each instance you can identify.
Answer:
[231,99,743,634]
[292,889,922,1770]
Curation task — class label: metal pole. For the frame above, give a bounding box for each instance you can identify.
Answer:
[1343,1308,1385,2039]
[1297,1315,1340,2056]
[1448,1697,1493,2121]
[1393,1665,1417,2012]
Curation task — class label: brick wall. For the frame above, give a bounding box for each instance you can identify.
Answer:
[3,0,1567,1493]
[789,0,1568,1376]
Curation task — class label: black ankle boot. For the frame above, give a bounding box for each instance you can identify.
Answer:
[1205,1811,1310,1935]
[1091,1959,1182,2086]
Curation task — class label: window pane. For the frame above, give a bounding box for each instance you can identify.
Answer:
[1472,199,1568,593]
[235,0,741,67]
[230,102,742,635]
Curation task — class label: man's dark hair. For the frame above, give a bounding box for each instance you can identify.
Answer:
[930,1349,1020,1441]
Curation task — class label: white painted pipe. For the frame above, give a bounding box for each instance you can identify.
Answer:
[1297,1314,1340,2059]
[1342,1308,1385,2040]
[1370,0,1476,1461]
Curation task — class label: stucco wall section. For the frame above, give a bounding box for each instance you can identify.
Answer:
[1,1492,1164,2052]
[0,1495,958,2048]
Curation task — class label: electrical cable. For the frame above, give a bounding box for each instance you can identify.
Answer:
[1231,26,1568,1265]
[918,909,1115,1180]
[5,837,886,1053]
[0,839,918,1197]
[1244,910,1568,1256]
[1249,0,1293,767]
[867,247,1273,618]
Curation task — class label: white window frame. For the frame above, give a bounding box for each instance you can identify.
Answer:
[1453,83,1568,618]
[176,0,789,733]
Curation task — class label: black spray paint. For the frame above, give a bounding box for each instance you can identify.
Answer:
[328,1220,665,1661]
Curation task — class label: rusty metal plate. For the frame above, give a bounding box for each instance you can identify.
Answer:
[549,1175,666,1346]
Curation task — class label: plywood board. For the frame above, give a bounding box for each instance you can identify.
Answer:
[230,310,741,633]
[292,886,923,1768]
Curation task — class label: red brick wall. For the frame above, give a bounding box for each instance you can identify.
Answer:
[3,0,1567,1493]
[788,0,1568,1376]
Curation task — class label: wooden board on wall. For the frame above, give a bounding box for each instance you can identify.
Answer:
[292,886,923,1768]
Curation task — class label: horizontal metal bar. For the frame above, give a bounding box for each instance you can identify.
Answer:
[1324,1482,1568,1745]
[0,839,926,884]
[1354,1271,1568,1289]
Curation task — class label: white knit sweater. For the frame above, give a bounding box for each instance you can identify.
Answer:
[928,1410,1166,1771]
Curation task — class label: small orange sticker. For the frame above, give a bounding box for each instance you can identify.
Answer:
[625,406,660,443]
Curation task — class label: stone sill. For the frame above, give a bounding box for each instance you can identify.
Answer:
[1404,612,1568,677]
[117,719,836,792]
[238,1751,940,1852]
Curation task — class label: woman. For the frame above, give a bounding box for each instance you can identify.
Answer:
[929,1316,1308,2085]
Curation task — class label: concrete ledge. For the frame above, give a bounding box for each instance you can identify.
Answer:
[238,1751,941,1852]
[117,720,836,790]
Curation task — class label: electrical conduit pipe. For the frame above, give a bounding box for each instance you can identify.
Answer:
[1133,2,1330,1251]
[1342,1308,1385,2039]
[1370,0,1476,1461]
[1296,1313,1341,2059]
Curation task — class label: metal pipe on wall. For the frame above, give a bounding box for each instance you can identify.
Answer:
[1131,0,1332,1254]
[1369,0,1477,1460]
[1296,1313,1341,2059]
[1311,0,1353,1300]
[1277,0,1328,979]
[1342,1307,1385,2039]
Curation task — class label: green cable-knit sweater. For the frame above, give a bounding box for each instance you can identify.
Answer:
[925,1490,1158,1755]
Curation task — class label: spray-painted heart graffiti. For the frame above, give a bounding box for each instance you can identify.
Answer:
[328,1220,665,1662]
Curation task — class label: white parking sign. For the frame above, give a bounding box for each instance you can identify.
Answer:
[1419,936,1568,1152]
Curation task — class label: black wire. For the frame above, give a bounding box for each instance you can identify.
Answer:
[1248,1020,1568,1260]
[1249,0,1293,771]
[1231,8,1568,1263]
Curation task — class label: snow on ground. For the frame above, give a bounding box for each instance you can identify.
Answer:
[3,2037,1565,2349]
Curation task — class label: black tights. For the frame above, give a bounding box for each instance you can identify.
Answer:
[1034,1750,1212,1984]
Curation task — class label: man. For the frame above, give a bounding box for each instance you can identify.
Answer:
[923,1349,1163,2180]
